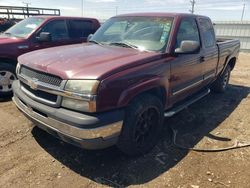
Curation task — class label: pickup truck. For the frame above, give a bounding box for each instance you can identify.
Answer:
[0,16,100,97]
[12,13,240,156]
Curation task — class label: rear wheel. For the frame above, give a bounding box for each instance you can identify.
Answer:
[117,94,165,156]
[0,63,17,98]
[211,66,231,93]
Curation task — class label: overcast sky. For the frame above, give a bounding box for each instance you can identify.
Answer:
[0,0,249,21]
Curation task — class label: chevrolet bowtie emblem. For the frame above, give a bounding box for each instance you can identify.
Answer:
[28,78,39,90]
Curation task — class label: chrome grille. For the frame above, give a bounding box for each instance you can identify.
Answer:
[20,66,62,87]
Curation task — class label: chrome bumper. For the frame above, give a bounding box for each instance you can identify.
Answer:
[12,95,123,141]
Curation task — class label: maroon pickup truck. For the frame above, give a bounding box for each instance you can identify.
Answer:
[0,16,100,97]
[12,13,240,156]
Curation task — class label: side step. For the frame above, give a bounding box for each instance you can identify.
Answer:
[164,88,211,118]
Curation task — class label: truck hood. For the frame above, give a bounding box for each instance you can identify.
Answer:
[0,35,25,45]
[18,43,163,80]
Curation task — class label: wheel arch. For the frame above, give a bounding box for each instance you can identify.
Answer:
[118,77,168,108]
[227,57,236,70]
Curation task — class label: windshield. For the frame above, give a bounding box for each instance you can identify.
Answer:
[91,16,173,52]
[3,17,45,38]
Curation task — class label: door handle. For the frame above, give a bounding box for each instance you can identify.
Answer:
[200,56,205,63]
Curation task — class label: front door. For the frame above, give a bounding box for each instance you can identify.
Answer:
[170,17,204,104]
[32,19,72,50]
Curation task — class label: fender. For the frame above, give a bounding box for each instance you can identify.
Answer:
[220,46,239,75]
[118,76,169,107]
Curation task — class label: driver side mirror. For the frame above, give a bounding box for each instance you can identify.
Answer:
[87,34,93,42]
[175,40,200,54]
[37,32,52,42]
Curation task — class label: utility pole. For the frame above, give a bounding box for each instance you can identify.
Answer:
[22,2,31,17]
[189,0,196,14]
[241,3,246,21]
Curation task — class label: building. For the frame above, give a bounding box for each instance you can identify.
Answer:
[214,21,250,52]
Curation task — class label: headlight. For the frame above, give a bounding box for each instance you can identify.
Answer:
[62,80,100,112]
[64,80,99,95]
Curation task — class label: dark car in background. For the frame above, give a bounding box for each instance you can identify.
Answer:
[0,16,100,97]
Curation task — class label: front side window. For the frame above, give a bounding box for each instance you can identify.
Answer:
[176,18,200,49]
[40,20,69,41]
[91,16,173,52]
[199,18,215,48]
[2,17,45,38]
[69,20,94,38]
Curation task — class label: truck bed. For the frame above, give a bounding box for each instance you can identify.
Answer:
[216,38,240,75]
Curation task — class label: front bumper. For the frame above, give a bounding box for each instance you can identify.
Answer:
[12,80,124,150]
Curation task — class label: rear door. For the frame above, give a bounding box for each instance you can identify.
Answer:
[68,19,96,43]
[198,17,218,84]
[170,17,204,103]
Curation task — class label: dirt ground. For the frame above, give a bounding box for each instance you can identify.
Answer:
[0,53,250,188]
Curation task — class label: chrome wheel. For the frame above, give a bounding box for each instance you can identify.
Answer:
[0,71,16,92]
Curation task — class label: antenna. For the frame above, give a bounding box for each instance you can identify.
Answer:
[189,0,196,14]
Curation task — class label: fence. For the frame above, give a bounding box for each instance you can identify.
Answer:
[214,21,250,52]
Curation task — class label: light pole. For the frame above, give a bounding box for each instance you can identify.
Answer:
[115,6,118,16]
[81,0,84,16]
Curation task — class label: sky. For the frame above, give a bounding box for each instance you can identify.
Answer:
[0,0,249,21]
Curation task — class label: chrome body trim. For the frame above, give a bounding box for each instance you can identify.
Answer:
[13,95,123,140]
[173,79,203,96]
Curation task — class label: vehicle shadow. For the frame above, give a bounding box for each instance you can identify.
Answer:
[0,97,12,102]
[32,84,250,187]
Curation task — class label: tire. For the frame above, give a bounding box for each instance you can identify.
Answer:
[117,94,165,156]
[211,66,231,93]
[0,62,17,98]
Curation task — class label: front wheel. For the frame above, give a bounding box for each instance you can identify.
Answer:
[0,63,17,98]
[211,66,231,93]
[117,94,165,156]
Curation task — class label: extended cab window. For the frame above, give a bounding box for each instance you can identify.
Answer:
[69,20,94,38]
[176,18,200,48]
[199,18,215,48]
[40,20,69,41]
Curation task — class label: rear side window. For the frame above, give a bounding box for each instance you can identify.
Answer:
[40,20,69,41]
[176,18,200,49]
[69,20,94,38]
[199,18,215,48]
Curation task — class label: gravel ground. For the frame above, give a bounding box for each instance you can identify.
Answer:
[0,53,250,188]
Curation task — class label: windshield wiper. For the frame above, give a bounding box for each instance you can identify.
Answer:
[108,42,139,50]
[89,40,102,45]
[3,32,12,36]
